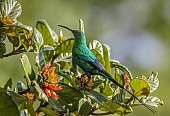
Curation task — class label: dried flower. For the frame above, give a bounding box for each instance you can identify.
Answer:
[22,92,35,100]
[123,74,130,90]
[79,74,93,89]
[1,15,16,25]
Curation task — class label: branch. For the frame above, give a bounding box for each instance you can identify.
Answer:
[3,45,24,58]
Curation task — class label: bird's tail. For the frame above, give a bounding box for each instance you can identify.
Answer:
[106,74,156,114]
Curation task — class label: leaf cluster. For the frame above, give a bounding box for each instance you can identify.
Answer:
[0,0,163,116]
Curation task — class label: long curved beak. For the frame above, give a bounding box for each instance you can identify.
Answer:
[58,25,73,32]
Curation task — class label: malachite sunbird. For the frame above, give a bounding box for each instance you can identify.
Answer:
[58,25,156,114]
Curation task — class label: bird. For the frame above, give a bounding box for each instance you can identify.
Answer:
[58,25,156,114]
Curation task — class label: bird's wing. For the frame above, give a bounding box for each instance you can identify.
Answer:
[74,47,107,73]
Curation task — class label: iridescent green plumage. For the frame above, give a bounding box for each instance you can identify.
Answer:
[58,25,156,114]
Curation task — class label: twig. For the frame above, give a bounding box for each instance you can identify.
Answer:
[3,45,24,58]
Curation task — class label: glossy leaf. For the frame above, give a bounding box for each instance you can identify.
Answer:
[4,78,12,90]
[88,90,107,102]
[36,19,58,46]
[114,102,132,115]
[101,100,132,115]
[0,42,6,58]
[10,91,27,104]
[89,40,103,55]
[111,63,133,80]
[130,78,150,96]
[8,36,19,47]
[0,36,6,42]
[129,96,163,107]
[114,68,124,87]
[0,90,19,116]
[13,81,26,93]
[20,54,35,84]
[32,28,44,52]
[39,107,59,116]
[91,49,105,66]
[33,81,48,101]
[148,71,159,93]
[54,53,72,63]
[26,101,36,116]
[78,101,92,116]
[0,0,22,18]
[55,83,83,102]
[43,45,54,61]
[92,80,104,89]
[54,38,74,57]
[0,25,32,51]
[103,84,112,96]
[79,19,84,32]
[102,44,111,74]
[48,97,64,112]
[58,71,78,89]
[36,48,46,70]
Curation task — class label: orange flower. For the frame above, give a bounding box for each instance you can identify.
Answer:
[41,63,62,100]
[41,63,58,83]
[43,81,62,100]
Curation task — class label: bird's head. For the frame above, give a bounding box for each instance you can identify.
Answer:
[58,25,85,41]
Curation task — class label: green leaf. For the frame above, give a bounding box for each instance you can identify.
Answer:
[148,71,159,93]
[39,107,59,116]
[79,19,84,32]
[0,90,19,116]
[0,0,22,18]
[88,90,107,102]
[54,38,74,57]
[89,40,103,55]
[114,102,132,115]
[4,78,12,90]
[43,45,54,61]
[130,78,150,96]
[92,80,104,89]
[0,25,32,51]
[27,101,36,116]
[33,81,48,101]
[101,100,132,115]
[48,97,64,112]
[0,36,6,42]
[129,96,164,107]
[58,71,78,89]
[103,84,112,96]
[112,63,133,80]
[54,53,72,63]
[91,49,105,66]
[55,83,83,103]
[0,42,6,58]
[36,19,58,46]
[78,101,92,116]
[114,68,124,87]
[10,91,27,104]
[36,48,46,70]
[102,44,111,74]
[8,36,19,47]
[13,81,26,93]
[32,28,44,52]
[20,54,35,85]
